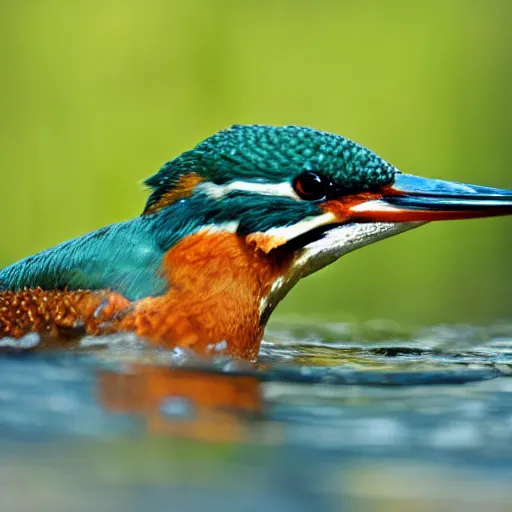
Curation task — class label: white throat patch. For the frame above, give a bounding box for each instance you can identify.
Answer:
[258,221,424,323]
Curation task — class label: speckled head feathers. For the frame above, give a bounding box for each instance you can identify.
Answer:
[144,125,396,212]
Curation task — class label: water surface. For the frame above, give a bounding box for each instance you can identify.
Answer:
[1,321,512,511]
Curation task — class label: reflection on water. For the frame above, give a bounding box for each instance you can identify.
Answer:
[1,322,512,511]
[99,366,262,442]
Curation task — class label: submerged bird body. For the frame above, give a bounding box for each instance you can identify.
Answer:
[1,125,511,359]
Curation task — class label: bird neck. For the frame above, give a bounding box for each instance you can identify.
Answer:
[127,231,294,359]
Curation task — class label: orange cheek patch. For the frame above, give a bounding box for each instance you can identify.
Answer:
[143,173,204,215]
[245,233,288,254]
[320,190,389,220]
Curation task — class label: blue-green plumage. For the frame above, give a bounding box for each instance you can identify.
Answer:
[0,217,168,300]
[1,125,396,300]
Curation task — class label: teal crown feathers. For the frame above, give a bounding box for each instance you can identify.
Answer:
[144,125,396,212]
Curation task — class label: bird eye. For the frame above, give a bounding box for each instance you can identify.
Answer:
[293,172,332,201]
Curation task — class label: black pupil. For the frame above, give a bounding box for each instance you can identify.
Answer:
[293,172,330,200]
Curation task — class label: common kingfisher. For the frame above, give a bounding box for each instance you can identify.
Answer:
[1,125,511,359]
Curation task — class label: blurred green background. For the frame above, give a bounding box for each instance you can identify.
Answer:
[0,0,510,327]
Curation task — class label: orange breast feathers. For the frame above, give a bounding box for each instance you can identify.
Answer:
[0,232,291,358]
[0,287,129,344]
[119,231,292,359]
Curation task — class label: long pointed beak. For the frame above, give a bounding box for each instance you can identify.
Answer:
[350,173,512,222]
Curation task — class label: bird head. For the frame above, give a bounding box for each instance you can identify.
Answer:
[142,125,512,319]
